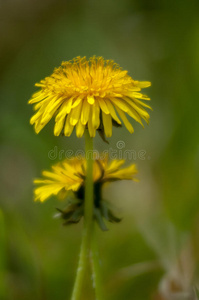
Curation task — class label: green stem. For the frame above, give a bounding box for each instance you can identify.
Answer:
[91,225,104,300]
[71,130,94,300]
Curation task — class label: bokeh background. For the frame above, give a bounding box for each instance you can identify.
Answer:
[1,0,199,299]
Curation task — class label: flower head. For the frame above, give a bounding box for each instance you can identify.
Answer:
[34,156,138,230]
[29,56,151,138]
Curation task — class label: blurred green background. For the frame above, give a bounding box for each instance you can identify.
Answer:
[1,0,199,299]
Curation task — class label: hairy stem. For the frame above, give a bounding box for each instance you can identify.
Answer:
[91,224,104,300]
[71,130,94,300]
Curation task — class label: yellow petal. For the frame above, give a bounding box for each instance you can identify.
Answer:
[41,98,63,124]
[30,110,43,125]
[64,114,74,136]
[81,99,90,125]
[34,184,65,202]
[55,97,73,121]
[34,98,49,111]
[127,100,150,120]
[105,100,121,124]
[110,164,138,180]
[105,160,125,174]
[102,112,112,137]
[54,117,65,136]
[88,113,96,137]
[76,120,85,137]
[70,101,83,126]
[92,101,100,129]
[34,118,46,133]
[110,97,128,112]
[136,81,151,88]
[87,95,95,104]
[67,182,82,191]
[122,97,143,126]
[98,98,109,114]
[71,95,84,108]
[130,92,150,100]
[28,93,46,104]
[133,98,152,110]
[115,106,134,133]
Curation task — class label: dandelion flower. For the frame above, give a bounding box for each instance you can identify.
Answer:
[34,156,138,230]
[29,56,151,138]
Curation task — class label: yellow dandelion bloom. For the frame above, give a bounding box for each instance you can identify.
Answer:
[34,156,138,202]
[29,56,151,138]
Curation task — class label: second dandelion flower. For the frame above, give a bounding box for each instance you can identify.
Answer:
[33,156,138,230]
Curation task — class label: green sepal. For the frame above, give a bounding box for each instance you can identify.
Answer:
[112,119,122,128]
[97,129,109,144]
[56,207,75,220]
[56,197,83,225]
[100,200,122,223]
[63,207,83,225]
[107,210,121,223]
[55,187,122,230]
[94,207,108,231]
[100,201,109,221]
